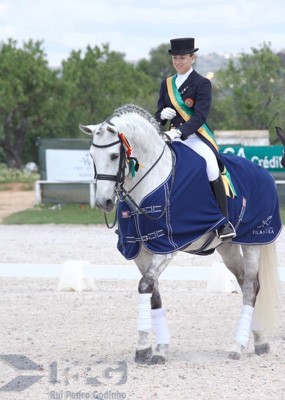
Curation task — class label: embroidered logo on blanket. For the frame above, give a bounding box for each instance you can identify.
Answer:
[253,216,275,235]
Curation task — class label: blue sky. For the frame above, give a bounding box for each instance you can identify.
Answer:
[1,0,284,67]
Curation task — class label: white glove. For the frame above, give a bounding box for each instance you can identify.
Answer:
[160,107,177,120]
[164,129,182,142]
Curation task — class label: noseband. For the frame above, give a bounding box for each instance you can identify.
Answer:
[91,138,126,188]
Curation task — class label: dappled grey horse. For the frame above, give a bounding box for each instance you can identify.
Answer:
[79,105,282,364]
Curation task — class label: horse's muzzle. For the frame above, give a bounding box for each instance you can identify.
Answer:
[96,198,115,212]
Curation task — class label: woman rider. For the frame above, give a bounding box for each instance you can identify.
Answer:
[155,37,236,240]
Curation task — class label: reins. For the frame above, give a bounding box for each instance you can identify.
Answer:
[118,144,176,221]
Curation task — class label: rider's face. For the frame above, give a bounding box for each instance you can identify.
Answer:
[172,54,194,74]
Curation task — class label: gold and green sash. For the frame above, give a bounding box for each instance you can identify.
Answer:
[166,75,237,198]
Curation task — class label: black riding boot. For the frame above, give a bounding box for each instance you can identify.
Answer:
[210,176,236,240]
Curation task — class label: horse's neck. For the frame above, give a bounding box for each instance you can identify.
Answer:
[120,124,172,203]
[126,145,172,203]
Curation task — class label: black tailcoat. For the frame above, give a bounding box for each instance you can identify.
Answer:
[155,70,212,140]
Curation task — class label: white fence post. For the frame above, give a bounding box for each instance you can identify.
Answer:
[89,183,96,208]
[34,180,41,206]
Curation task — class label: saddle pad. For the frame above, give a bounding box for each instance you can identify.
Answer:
[117,142,282,260]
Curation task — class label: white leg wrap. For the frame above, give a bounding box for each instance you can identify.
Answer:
[137,293,152,332]
[151,308,171,344]
[234,305,254,347]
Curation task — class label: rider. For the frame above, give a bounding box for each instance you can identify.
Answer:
[155,37,236,240]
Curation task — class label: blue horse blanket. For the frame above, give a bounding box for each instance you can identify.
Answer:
[117,142,282,260]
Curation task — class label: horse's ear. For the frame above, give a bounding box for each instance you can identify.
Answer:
[106,123,118,135]
[79,124,100,135]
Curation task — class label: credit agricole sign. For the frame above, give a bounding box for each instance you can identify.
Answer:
[220,145,284,173]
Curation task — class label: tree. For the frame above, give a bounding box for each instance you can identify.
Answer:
[61,44,157,134]
[0,39,68,167]
[137,44,175,83]
[277,50,285,69]
[210,43,285,141]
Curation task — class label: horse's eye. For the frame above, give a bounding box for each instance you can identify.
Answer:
[111,153,119,161]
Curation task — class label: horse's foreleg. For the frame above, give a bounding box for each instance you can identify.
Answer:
[135,291,153,363]
[134,251,173,364]
[135,270,154,363]
[149,283,171,364]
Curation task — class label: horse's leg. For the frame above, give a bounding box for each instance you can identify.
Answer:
[218,243,261,359]
[135,290,152,363]
[251,242,280,355]
[252,331,270,355]
[217,242,244,288]
[149,281,171,364]
[228,245,261,359]
[217,243,245,359]
[134,249,174,364]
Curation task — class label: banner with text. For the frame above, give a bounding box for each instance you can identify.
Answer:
[220,145,284,173]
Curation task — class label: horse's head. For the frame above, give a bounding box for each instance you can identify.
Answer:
[79,104,172,214]
[79,121,125,212]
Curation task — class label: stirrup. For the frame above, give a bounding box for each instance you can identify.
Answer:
[216,221,236,241]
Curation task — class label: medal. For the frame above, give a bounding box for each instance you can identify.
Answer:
[185,98,194,107]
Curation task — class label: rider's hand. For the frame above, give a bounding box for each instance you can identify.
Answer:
[164,129,182,142]
[160,107,177,120]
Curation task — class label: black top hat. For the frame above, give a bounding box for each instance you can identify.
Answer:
[168,38,199,55]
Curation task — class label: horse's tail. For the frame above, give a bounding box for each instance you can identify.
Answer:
[251,242,281,334]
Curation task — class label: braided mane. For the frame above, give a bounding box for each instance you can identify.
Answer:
[112,104,160,134]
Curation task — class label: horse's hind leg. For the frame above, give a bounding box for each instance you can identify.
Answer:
[236,245,267,357]
[218,243,245,358]
[218,243,261,359]
[217,242,244,287]
[251,242,280,356]
[252,331,270,355]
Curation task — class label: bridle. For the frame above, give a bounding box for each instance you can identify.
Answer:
[91,127,176,228]
[92,138,126,189]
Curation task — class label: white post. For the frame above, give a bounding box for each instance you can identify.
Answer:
[34,181,41,206]
[89,183,95,208]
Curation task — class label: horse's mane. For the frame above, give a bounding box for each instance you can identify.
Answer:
[112,104,160,134]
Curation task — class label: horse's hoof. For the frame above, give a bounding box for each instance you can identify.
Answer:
[228,351,241,360]
[135,347,152,363]
[149,355,166,365]
[255,343,270,356]
[228,342,243,360]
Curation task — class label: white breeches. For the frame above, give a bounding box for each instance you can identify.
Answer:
[177,133,220,181]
